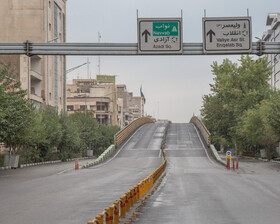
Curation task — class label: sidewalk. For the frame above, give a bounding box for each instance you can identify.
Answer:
[218,151,280,173]
[0,156,96,171]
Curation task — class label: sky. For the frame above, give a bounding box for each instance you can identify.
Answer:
[66,0,279,123]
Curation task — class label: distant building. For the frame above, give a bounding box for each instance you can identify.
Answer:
[66,79,116,125]
[0,0,66,110]
[67,80,145,128]
[117,85,145,126]
[262,13,280,89]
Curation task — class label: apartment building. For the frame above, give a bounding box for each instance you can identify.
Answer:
[262,13,280,89]
[117,85,145,126]
[67,80,145,128]
[66,79,119,125]
[0,0,66,110]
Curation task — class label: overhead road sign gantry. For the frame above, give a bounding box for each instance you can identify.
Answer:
[0,41,279,56]
[138,18,182,54]
[203,17,252,54]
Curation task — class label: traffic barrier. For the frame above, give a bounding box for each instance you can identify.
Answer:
[190,116,211,146]
[87,121,170,224]
[113,201,119,224]
[119,196,126,218]
[227,158,230,169]
[82,145,115,168]
[236,158,239,169]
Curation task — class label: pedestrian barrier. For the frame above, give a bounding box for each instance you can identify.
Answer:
[87,121,170,224]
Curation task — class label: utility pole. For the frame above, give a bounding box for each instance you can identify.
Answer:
[87,57,90,79]
[98,32,101,75]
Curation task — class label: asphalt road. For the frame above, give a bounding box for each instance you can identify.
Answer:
[0,123,165,224]
[134,123,280,224]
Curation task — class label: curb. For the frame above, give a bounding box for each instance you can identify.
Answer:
[210,145,227,166]
[0,156,95,171]
[82,145,115,168]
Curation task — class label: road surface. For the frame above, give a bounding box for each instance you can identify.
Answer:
[134,123,280,224]
[0,123,166,224]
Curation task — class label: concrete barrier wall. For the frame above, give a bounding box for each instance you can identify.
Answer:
[82,145,115,168]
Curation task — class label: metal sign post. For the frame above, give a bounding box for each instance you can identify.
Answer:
[226,151,231,170]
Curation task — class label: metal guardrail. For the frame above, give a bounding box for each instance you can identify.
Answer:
[114,117,154,149]
[87,121,170,224]
[0,41,279,56]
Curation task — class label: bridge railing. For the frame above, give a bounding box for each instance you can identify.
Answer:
[114,117,154,149]
[87,121,170,224]
[190,116,211,146]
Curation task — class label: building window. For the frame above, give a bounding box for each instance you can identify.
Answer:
[97,102,108,111]
[80,105,86,111]
[67,105,74,111]
[49,23,52,32]
[49,1,51,8]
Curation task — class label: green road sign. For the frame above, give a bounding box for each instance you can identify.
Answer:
[138,18,182,54]
[153,22,179,36]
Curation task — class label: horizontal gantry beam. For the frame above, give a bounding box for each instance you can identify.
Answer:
[0,41,279,56]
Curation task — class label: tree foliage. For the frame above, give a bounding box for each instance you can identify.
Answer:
[0,62,120,163]
[0,62,34,152]
[201,55,278,156]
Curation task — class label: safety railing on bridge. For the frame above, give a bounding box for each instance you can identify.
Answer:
[87,121,170,224]
[190,116,211,146]
[114,117,154,149]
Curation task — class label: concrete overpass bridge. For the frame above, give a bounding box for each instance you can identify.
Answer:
[0,117,280,224]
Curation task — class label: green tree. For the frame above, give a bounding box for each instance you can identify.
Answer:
[40,106,62,158]
[201,56,272,149]
[0,62,34,153]
[70,112,99,155]
[58,112,81,159]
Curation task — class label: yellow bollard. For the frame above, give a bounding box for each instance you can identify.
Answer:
[129,189,133,207]
[104,208,112,224]
[96,214,104,224]
[109,205,114,224]
[136,185,140,201]
[113,201,119,224]
[125,192,130,212]
[129,188,135,206]
[138,181,143,199]
[119,196,126,218]
[133,186,137,203]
